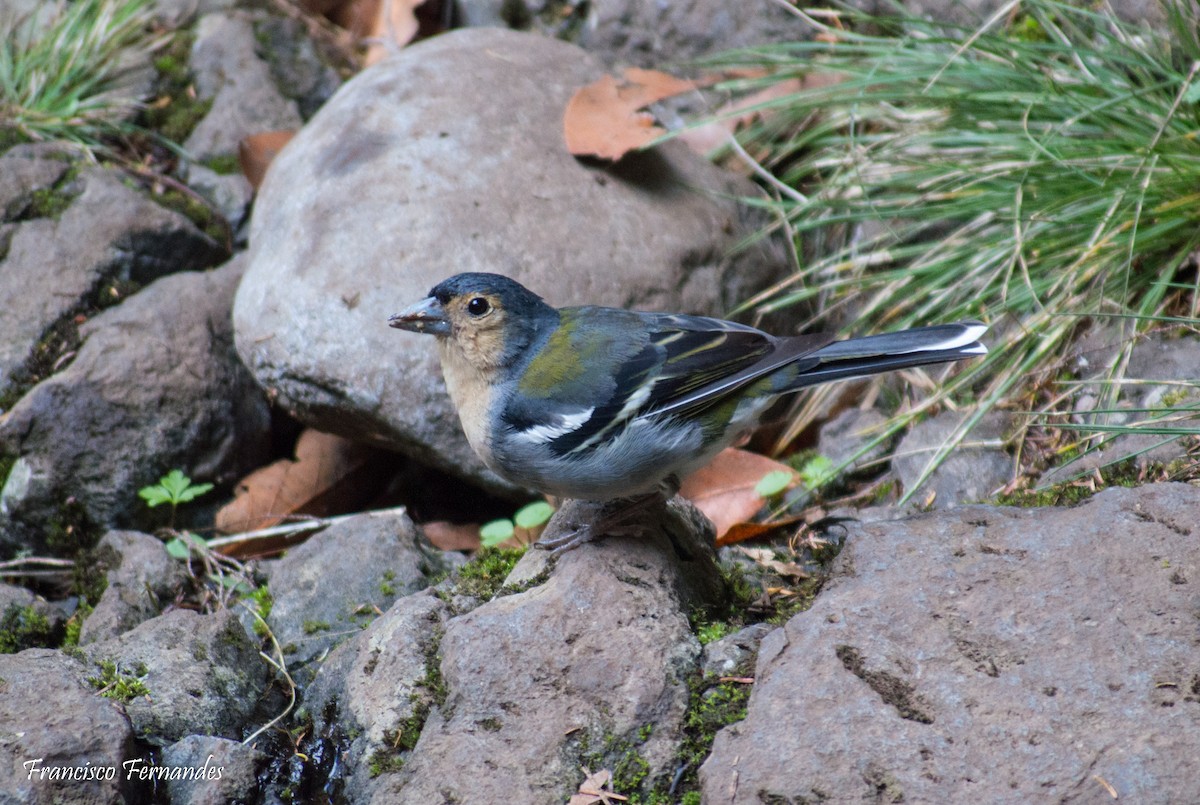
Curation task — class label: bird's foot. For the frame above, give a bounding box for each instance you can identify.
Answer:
[535,493,665,555]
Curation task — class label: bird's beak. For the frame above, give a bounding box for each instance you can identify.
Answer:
[389,296,451,336]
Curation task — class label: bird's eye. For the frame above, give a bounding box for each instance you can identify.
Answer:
[466,296,491,317]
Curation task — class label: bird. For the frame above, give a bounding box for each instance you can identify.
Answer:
[390,272,987,553]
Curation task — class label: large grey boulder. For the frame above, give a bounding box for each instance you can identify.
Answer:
[701,483,1200,803]
[234,28,784,493]
[0,258,271,555]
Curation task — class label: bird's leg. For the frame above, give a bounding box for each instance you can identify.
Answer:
[535,476,681,555]
[535,492,666,555]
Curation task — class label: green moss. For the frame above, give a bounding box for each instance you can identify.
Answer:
[368,623,446,778]
[301,619,330,635]
[248,584,273,637]
[612,750,651,794]
[150,187,226,243]
[578,725,657,799]
[0,604,59,653]
[696,622,730,646]
[61,599,93,648]
[478,717,502,732]
[995,458,1143,508]
[454,547,526,600]
[995,483,1095,507]
[142,30,211,145]
[379,569,396,597]
[201,153,241,175]
[669,674,753,798]
[767,575,824,626]
[87,659,150,701]
[26,186,72,219]
[367,748,405,777]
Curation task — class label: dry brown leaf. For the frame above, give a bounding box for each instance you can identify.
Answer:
[564,68,699,161]
[677,77,806,156]
[215,429,379,534]
[311,0,425,64]
[719,511,813,548]
[737,546,809,580]
[678,72,845,170]
[568,767,628,805]
[238,130,296,190]
[421,520,481,552]
[717,520,781,547]
[360,0,426,66]
[679,447,796,541]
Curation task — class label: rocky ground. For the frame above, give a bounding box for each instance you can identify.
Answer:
[1,1,1197,804]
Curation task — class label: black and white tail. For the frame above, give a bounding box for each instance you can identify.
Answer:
[784,321,988,390]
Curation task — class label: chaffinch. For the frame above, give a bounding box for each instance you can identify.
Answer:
[390,272,987,552]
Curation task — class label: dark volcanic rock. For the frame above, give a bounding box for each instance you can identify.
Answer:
[0,258,271,554]
[0,165,226,404]
[79,530,185,645]
[0,649,138,804]
[302,497,724,803]
[264,509,457,675]
[701,483,1200,803]
[161,735,265,805]
[368,497,723,803]
[84,608,268,746]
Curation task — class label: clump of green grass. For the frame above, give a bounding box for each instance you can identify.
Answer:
[0,0,165,155]
[703,0,1200,496]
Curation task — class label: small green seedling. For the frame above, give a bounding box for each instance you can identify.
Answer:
[479,519,514,548]
[139,469,213,508]
[754,469,794,499]
[514,500,555,530]
[139,469,212,528]
[480,500,556,548]
[798,455,835,490]
[164,531,206,560]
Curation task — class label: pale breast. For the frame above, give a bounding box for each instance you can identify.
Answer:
[437,337,496,465]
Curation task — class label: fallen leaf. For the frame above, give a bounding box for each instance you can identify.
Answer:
[358,0,426,66]
[215,429,380,534]
[680,448,797,540]
[676,77,806,156]
[238,130,295,190]
[737,546,809,580]
[421,520,481,552]
[564,68,699,161]
[568,767,628,805]
[677,72,844,167]
[717,520,781,547]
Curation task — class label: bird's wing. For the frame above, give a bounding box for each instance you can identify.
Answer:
[504,309,827,458]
